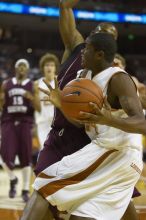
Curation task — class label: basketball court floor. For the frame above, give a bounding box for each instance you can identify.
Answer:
[0,169,28,220]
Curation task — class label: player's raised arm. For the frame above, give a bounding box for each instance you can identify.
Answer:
[59,0,84,63]
[39,78,83,127]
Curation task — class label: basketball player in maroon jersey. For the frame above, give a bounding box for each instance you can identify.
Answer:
[21,1,139,220]
[0,59,40,202]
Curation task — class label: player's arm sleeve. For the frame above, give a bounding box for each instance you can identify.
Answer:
[108,72,146,134]
[59,1,84,63]
[32,81,41,112]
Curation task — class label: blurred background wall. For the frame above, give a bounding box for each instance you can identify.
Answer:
[0,0,146,83]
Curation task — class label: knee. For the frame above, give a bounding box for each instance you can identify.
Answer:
[20,191,49,220]
[33,191,49,210]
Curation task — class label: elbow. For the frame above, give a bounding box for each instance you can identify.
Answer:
[138,121,146,135]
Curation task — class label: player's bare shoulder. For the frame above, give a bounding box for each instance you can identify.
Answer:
[109,72,136,95]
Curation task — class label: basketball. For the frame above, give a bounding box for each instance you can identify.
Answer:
[61,78,104,119]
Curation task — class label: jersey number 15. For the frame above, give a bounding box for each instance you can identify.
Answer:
[13,96,23,105]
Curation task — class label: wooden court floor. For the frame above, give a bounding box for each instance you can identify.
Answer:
[0,166,146,220]
[0,203,146,220]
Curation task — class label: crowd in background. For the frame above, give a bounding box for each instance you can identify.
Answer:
[0,46,146,85]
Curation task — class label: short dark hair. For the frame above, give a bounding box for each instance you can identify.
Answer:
[88,33,117,63]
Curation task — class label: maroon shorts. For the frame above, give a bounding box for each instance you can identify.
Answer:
[132,187,141,198]
[0,120,32,169]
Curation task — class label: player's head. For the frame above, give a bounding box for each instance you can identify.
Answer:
[15,59,30,79]
[113,53,126,70]
[91,22,118,40]
[39,53,60,80]
[82,33,117,72]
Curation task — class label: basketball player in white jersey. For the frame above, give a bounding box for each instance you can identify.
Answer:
[32,33,146,220]
[35,53,60,149]
[20,0,144,219]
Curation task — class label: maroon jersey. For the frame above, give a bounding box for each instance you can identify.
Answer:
[52,43,85,129]
[35,43,91,175]
[1,77,34,122]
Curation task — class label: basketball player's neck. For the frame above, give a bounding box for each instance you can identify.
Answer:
[16,74,27,84]
[92,62,111,77]
[44,73,55,83]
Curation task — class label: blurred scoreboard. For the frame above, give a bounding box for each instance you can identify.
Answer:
[0,1,146,24]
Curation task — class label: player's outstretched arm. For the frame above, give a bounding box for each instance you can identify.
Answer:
[39,78,83,127]
[59,0,84,63]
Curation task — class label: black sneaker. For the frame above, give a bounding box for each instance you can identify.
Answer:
[21,190,30,202]
[9,177,18,198]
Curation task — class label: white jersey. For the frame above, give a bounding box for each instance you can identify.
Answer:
[33,67,143,219]
[35,77,54,125]
[35,78,55,148]
[85,67,142,152]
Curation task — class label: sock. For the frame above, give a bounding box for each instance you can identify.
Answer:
[22,166,32,191]
[2,162,16,180]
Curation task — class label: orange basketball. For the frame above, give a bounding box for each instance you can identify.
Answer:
[61,78,104,119]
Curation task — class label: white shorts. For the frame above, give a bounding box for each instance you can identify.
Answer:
[37,122,51,149]
[33,143,143,220]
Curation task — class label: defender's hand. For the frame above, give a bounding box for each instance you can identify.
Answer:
[39,77,61,109]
